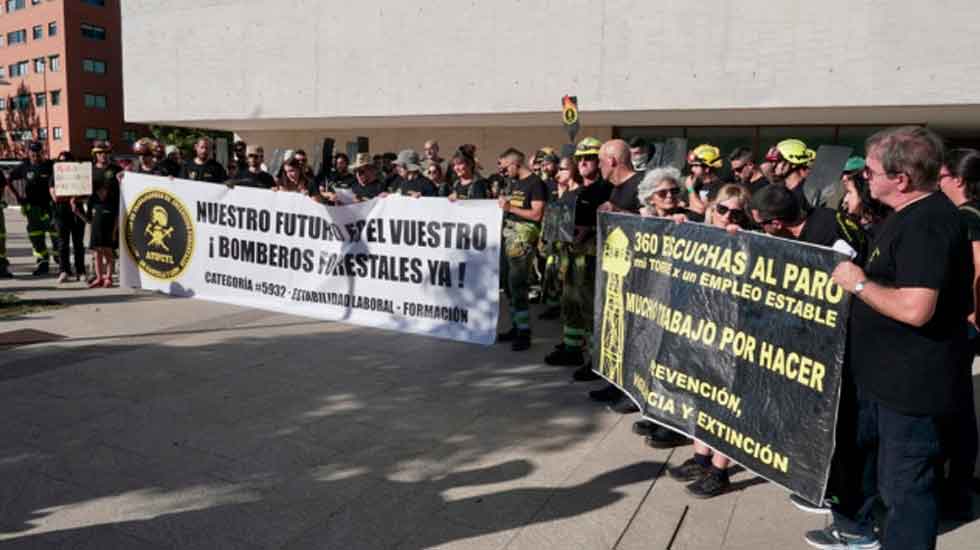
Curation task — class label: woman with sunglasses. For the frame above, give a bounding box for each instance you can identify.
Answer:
[637,167,704,222]
[840,169,891,237]
[661,183,753,498]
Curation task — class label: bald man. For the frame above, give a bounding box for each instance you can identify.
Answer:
[590,139,643,414]
[598,139,642,214]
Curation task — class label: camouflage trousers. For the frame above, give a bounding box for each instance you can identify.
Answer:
[559,245,596,350]
[501,221,540,330]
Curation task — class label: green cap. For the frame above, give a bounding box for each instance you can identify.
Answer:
[843,156,866,173]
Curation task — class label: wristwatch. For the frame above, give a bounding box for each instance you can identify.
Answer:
[853,280,867,295]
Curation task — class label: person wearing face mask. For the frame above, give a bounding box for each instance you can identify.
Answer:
[628,137,656,172]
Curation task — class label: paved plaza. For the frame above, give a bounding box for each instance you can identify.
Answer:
[1,208,978,549]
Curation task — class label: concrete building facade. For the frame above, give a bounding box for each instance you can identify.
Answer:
[0,0,142,157]
[121,0,980,161]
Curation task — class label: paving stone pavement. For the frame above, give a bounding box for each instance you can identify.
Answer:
[1,207,978,549]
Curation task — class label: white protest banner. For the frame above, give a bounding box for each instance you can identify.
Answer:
[120,174,503,344]
[54,162,93,197]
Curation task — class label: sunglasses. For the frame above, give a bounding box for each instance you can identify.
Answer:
[577,155,598,163]
[654,187,682,199]
[715,203,747,222]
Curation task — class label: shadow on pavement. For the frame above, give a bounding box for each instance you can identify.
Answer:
[0,324,655,548]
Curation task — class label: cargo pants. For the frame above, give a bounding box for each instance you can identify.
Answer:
[501,220,540,331]
[559,238,597,351]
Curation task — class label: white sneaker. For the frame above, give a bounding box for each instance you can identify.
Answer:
[57,272,70,283]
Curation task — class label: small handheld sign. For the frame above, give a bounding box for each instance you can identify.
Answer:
[54,162,93,197]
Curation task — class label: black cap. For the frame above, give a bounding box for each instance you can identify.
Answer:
[28,141,43,153]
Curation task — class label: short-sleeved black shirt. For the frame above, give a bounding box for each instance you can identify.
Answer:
[506,173,548,224]
[352,179,384,201]
[14,160,54,206]
[849,193,973,415]
[609,172,642,213]
[327,172,356,191]
[575,179,613,227]
[135,162,170,176]
[447,178,489,200]
[180,159,227,183]
[393,175,438,197]
[799,207,868,264]
[238,170,276,189]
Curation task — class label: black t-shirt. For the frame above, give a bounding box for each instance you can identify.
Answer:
[799,207,868,264]
[327,172,356,191]
[238,170,276,189]
[352,179,384,201]
[505,173,548,224]
[180,159,227,183]
[850,193,973,415]
[574,179,613,227]
[957,200,980,242]
[447,178,489,200]
[14,160,54,206]
[393,175,438,197]
[135,162,170,176]
[609,172,642,213]
[160,159,181,177]
[544,178,559,203]
[745,177,771,196]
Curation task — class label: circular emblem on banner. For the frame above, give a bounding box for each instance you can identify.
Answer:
[125,189,194,280]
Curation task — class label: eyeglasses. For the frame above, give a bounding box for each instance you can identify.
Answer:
[715,203,747,223]
[654,187,682,199]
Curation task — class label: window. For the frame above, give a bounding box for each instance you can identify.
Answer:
[80,24,106,41]
[82,0,106,5]
[84,93,107,109]
[34,92,44,107]
[49,89,60,105]
[48,55,59,72]
[31,0,41,5]
[82,58,106,74]
[7,30,27,45]
[33,57,44,73]
[123,129,137,143]
[6,0,25,13]
[52,127,62,141]
[14,129,32,141]
[38,128,47,140]
[13,95,30,111]
[0,98,6,110]
[0,67,6,78]
[85,128,109,141]
[48,22,57,37]
[8,61,28,77]
[32,25,42,41]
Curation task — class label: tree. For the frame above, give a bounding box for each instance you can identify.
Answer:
[1,82,42,159]
[149,125,233,158]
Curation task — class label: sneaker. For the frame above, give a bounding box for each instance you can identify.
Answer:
[632,420,656,437]
[57,271,70,283]
[588,383,621,403]
[645,426,691,449]
[686,468,730,499]
[607,397,639,414]
[497,328,517,343]
[32,262,50,276]
[538,306,561,320]
[668,457,710,482]
[790,493,835,515]
[573,363,601,382]
[544,344,584,366]
[804,525,880,550]
[511,329,531,351]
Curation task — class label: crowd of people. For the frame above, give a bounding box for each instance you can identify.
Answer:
[2,125,978,549]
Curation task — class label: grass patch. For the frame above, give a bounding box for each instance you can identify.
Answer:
[0,292,65,319]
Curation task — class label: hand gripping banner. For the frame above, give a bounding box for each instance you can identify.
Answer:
[594,213,850,502]
[120,174,502,345]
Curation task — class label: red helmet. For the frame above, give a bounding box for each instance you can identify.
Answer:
[132,137,156,156]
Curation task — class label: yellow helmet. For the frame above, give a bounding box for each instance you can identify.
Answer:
[688,144,723,169]
[775,139,816,166]
[574,137,602,157]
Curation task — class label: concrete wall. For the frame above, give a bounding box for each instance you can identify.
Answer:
[122,0,980,125]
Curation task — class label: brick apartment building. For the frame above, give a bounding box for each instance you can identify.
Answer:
[0,0,143,159]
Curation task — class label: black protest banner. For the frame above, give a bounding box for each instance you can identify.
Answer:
[594,213,850,502]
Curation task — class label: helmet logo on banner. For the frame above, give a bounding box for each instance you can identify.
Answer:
[599,227,633,388]
[126,189,195,280]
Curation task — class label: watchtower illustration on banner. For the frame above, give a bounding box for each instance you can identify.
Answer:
[600,227,632,387]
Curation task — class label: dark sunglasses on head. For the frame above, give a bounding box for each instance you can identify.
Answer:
[654,187,682,199]
[715,203,747,222]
